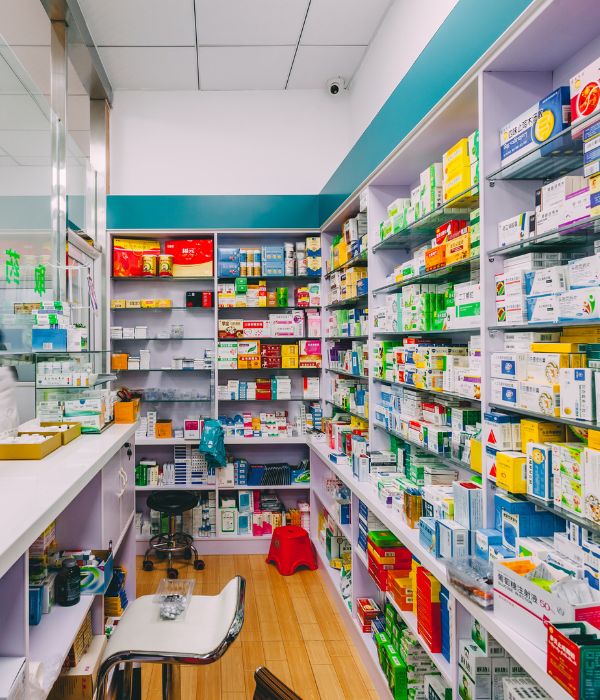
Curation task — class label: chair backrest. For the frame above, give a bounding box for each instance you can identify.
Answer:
[253,666,302,700]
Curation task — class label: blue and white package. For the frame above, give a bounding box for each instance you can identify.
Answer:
[475,529,503,561]
[526,442,553,501]
[500,86,571,166]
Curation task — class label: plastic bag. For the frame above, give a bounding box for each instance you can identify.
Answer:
[199,419,226,467]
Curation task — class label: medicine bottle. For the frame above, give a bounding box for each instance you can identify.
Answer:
[56,557,81,607]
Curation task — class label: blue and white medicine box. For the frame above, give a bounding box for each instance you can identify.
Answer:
[494,492,534,530]
[419,517,437,555]
[483,412,520,450]
[238,490,252,512]
[500,86,571,166]
[32,328,67,352]
[526,442,553,501]
[475,529,503,561]
[436,519,469,559]
[453,481,484,530]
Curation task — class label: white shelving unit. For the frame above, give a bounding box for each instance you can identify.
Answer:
[303,2,600,697]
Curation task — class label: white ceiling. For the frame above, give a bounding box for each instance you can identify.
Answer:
[78,0,393,91]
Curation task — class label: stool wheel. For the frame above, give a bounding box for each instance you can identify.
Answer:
[183,547,193,560]
[194,559,205,571]
[167,568,178,579]
[142,560,154,572]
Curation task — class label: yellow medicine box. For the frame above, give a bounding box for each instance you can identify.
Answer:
[125,299,141,308]
[496,451,527,493]
[238,354,261,369]
[111,299,126,309]
[445,232,470,264]
[281,356,299,369]
[443,167,472,202]
[588,429,600,450]
[530,342,587,353]
[443,138,470,175]
[470,439,482,474]
[520,418,565,454]
[280,344,299,356]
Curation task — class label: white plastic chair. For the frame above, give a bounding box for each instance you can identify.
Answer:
[95,576,245,699]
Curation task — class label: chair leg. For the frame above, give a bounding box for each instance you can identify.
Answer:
[120,662,134,700]
[162,663,182,700]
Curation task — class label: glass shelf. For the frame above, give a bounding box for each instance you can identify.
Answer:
[517,492,600,537]
[141,398,212,403]
[112,337,214,341]
[217,275,315,282]
[485,112,600,183]
[218,306,320,312]
[488,319,600,332]
[111,276,213,282]
[488,402,600,432]
[373,377,480,404]
[36,374,116,389]
[326,367,368,380]
[116,368,212,372]
[217,337,312,342]
[373,328,477,337]
[218,396,310,402]
[326,400,368,422]
[219,366,320,372]
[111,306,214,311]
[325,251,368,278]
[373,423,478,475]
[487,214,600,258]
[373,255,480,295]
[372,185,479,252]
[326,294,368,310]
[325,335,368,341]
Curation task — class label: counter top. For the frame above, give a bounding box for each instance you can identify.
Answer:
[0,423,136,578]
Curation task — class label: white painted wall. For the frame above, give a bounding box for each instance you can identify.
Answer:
[348,0,459,144]
[109,89,352,195]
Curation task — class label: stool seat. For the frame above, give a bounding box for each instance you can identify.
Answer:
[95,577,246,698]
[266,525,317,576]
[147,490,198,515]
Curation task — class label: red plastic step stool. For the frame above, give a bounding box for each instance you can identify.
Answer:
[266,525,317,576]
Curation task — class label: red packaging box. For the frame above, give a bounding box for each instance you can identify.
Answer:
[164,239,214,277]
[435,219,467,245]
[261,357,282,368]
[113,238,160,277]
[260,344,282,356]
[368,559,390,591]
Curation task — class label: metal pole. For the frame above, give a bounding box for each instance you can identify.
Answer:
[50,18,68,301]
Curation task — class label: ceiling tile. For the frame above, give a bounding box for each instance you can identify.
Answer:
[0,95,50,129]
[287,45,365,89]
[0,0,50,45]
[0,131,50,159]
[301,0,392,45]
[196,0,308,45]
[79,0,196,46]
[98,47,198,90]
[0,56,27,94]
[198,46,294,90]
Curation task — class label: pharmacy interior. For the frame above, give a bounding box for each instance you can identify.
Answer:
[5,0,600,698]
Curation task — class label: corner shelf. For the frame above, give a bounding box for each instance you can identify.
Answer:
[373,377,481,404]
[372,255,480,295]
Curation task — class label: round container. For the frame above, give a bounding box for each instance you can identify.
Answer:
[142,254,158,277]
[158,254,173,277]
[56,557,80,607]
[276,287,288,307]
[202,291,213,307]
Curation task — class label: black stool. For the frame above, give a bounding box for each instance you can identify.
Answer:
[142,491,205,579]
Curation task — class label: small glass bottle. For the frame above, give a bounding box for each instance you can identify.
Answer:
[56,557,81,607]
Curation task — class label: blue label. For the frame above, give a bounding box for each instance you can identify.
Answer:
[584,145,600,165]
[584,119,600,142]
[501,387,517,403]
[501,360,516,376]
[575,369,586,381]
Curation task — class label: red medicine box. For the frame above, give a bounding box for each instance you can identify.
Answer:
[164,239,214,277]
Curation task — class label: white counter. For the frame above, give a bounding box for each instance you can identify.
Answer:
[0,423,136,579]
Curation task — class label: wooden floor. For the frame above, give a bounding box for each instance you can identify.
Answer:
[136,554,378,699]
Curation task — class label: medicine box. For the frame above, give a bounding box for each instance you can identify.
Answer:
[491,378,519,407]
[498,212,535,247]
[436,518,469,559]
[490,352,526,380]
[524,266,567,298]
[559,287,600,322]
[526,443,554,501]
[494,558,600,650]
[518,381,560,416]
[526,352,570,384]
[500,87,571,166]
[567,253,600,290]
[496,451,527,493]
[453,481,483,529]
[560,368,594,420]
[526,294,560,324]
[475,529,503,561]
[520,418,564,452]
[570,56,600,136]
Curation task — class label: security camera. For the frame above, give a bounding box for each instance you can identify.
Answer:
[327,77,345,95]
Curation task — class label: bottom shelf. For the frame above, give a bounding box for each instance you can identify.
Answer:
[385,593,453,686]
[29,595,95,693]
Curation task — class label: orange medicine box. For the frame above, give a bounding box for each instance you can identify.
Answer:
[111,354,128,370]
[445,232,470,264]
[425,245,446,271]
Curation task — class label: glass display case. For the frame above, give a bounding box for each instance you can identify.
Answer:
[34,351,115,433]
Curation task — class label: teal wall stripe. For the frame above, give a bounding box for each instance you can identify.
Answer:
[107,194,320,230]
[318,0,533,223]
